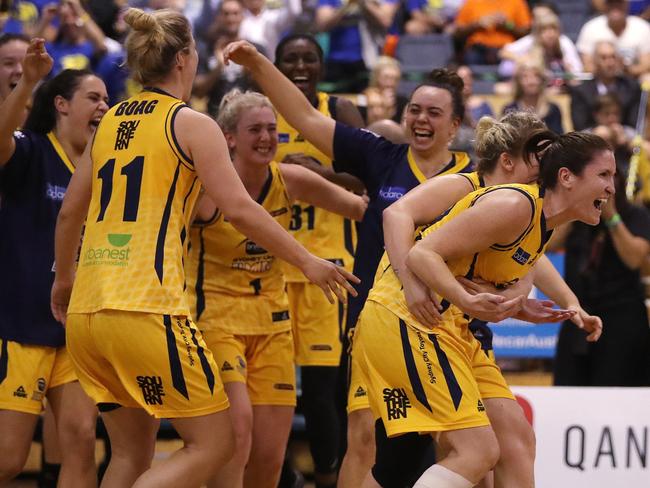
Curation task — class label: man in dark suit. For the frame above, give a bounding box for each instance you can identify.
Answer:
[570,40,641,131]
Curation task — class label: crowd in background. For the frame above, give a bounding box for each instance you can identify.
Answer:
[2,0,650,485]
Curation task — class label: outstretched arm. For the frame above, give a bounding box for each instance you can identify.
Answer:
[224,40,335,159]
[179,108,358,303]
[406,190,531,322]
[383,174,474,326]
[0,38,53,166]
[280,162,367,221]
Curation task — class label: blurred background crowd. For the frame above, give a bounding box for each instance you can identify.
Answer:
[2,0,650,485]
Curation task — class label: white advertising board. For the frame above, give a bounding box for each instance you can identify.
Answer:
[511,387,650,487]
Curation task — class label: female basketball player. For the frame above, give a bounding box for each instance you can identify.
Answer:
[355,113,598,488]
[356,130,610,488]
[185,89,365,488]
[0,41,106,487]
[50,9,358,488]
[273,33,365,488]
[222,41,473,487]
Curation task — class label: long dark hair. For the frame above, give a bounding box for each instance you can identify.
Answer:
[523,130,612,189]
[23,69,93,134]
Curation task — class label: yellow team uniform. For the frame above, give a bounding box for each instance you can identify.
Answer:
[357,183,551,436]
[185,162,296,406]
[347,171,484,413]
[66,89,228,418]
[275,93,355,366]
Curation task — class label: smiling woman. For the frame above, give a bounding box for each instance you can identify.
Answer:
[354,129,613,488]
[0,39,108,487]
[183,88,366,488]
[222,39,473,488]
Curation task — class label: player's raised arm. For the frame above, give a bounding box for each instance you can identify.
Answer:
[223,40,335,160]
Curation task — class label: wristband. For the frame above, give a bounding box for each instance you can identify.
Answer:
[604,213,622,228]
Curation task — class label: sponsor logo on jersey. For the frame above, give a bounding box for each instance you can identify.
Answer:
[46,183,67,202]
[512,247,531,265]
[379,186,406,202]
[310,344,332,351]
[83,234,132,267]
[221,361,234,372]
[245,240,267,255]
[115,99,158,117]
[278,133,290,143]
[13,386,27,398]
[273,383,295,391]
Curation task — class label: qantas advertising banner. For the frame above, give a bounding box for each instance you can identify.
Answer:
[511,386,650,487]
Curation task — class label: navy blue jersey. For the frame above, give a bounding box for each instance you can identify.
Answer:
[332,123,472,331]
[0,131,75,347]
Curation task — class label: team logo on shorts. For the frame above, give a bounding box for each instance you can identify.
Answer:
[354,386,367,398]
[136,375,165,405]
[31,377,47,402]
[382,387,411,420]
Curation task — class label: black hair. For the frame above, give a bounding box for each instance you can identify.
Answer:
[532,1,559,15]
[24,69,94,134]
[0,33,29,49]
[411,68,465,121]
[523,130,612,189]
[274,34,324,66]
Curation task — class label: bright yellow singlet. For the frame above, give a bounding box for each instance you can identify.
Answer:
[368,183,552,331]
[69,88,201,316]
[275,92,356,281]
[186,162,292,335]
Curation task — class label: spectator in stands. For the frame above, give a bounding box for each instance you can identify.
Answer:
[593,0,650,20]
[452,64,493,158]
[193,0,261,117]
[570,40,641,131]
[553,165,650,387]
[39,0,108,75]
[588,94,635,165]
[453,0,531,65]
[499,12,583,82]
[0,0,41,36]
[502,60,564,134]
[403,0,462,35]
[315,0,399,92]
[577,0,650,78]
[364,55,406,123]
[456,64,493,125]
[239,0,301,62]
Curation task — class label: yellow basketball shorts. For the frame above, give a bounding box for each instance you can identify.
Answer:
[202,328,296,407]
[347,310,513,417]
[287,282,344,366]
[347,326,371,414]
[356,301,496,437]
[66,311,229,418]
[0,340,76,415]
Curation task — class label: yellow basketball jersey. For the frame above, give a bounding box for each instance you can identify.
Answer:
[369,183,551,331]
[186,162,292,335]
[275,92,356,282]
[69,89,201,316]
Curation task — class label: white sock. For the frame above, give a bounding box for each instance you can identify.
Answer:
[413,464,474,488]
